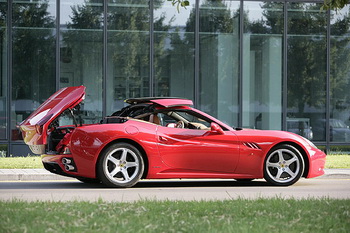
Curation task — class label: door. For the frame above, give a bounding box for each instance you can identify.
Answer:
[156,125,240,173]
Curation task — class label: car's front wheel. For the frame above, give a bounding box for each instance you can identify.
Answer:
[97,143,144,188]
[264,144,304,186]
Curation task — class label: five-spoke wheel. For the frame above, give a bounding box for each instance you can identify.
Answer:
[98,143,144,188]
[264,144,304,186]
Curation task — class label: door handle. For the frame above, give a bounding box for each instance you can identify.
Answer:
[158,136,168,142]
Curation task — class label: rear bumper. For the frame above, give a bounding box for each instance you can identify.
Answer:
[306,148,327,178]
[41,154,78,178]
[42,162,76,178]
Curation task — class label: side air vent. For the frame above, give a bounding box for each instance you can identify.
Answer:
[243,142,261,150]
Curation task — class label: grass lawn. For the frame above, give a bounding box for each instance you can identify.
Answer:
[1,198,349,233]
[0,154,349,169]
[0,156,42,169]
[325,154,350,169]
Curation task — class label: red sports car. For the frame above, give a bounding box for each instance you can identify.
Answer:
[20,86,326,187]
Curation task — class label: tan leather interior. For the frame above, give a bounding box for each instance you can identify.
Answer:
[149,114,161,125]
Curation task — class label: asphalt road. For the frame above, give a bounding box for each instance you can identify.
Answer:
[0,178,349,202]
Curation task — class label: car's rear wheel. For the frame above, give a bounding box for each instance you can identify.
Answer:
[98,143,144,188]
[264,144,304,186]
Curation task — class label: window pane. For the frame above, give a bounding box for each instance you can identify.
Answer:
[199,0,240,127]
[287,3,327,141]
[106,1,150,114]
[0,1,7,140]
[12,0,56,140]
[243,1,283,130]
[60,0,103,124]
[330,6,350,143]
[154,1,194,100]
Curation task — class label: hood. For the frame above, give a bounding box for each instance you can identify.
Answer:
[235,128,316,150]
[19,86,85,151]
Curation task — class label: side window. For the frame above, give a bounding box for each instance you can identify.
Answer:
[160,110,211,130]
[176,111,211,129]
[158,113,177,126]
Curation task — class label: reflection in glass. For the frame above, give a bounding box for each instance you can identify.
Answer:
[330,6,350,143]
[199,0,239,127]
[0,1,6,139]
[12,0,56,140]
[243,1,283,130]
[154,1,194,100]
[0,144,6,157]
[106,1,150,114]
[287,3,327,141]
[60,0,103,124]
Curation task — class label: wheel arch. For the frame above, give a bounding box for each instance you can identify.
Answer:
[268,141,310,178]
[95,138,149,180]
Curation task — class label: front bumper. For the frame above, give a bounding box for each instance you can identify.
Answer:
[306,148,327,178]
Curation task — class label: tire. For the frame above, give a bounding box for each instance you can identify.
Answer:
[97,143,144,188]
[263,144,304,186]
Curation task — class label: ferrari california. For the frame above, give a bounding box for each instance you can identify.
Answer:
[19,86,326,187]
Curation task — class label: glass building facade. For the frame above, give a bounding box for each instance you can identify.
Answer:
[0,0,350,156]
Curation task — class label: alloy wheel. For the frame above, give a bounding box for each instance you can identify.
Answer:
[264,144,304,186]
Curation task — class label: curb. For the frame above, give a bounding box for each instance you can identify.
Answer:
[0,169,349,181]
[315,169,350,179]
[0,169,74,181]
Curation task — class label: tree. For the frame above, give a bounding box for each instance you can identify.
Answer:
[168,0,190,12]
[329,8,350,122]
[12,0,56,101]
[286,3,328,117]
[322,0,349,11]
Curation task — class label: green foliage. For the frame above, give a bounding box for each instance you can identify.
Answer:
[322,0,349,11]
[168,0,190,12]
[12,0,56,101]
[329,8,350,120]
[1,199,349,232]
[287,3,328,114]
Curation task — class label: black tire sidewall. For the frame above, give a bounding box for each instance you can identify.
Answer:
[97,143,144,188]
[263,144,304,186]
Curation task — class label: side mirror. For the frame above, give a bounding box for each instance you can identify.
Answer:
[210,122,224,135]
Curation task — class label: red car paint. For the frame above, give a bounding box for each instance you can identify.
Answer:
[20,86,326,187]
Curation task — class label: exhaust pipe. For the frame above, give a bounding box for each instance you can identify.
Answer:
[62,158,72,164]
[64,164,75,171]
[62,157,76,171]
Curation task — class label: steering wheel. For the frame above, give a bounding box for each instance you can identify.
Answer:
[176,121,185,129]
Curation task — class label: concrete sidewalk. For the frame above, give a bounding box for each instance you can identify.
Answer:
[0,169,349,181]
[0,169,75,181]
